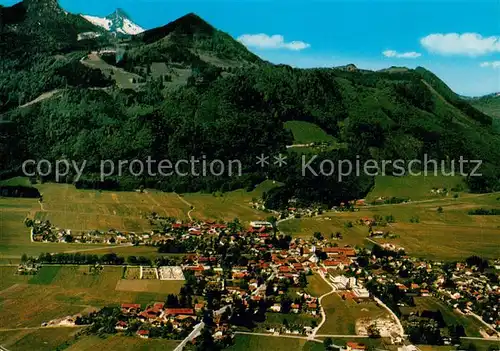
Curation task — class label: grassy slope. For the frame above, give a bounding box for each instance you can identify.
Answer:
[366,174,467,202]
[471,95,500,132]
[0,178,278,260]
[284,121,336,144]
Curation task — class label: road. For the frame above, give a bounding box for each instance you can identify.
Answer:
[175,193,195,221]
[372,296,405,336]
[173,321,205,351]
[309,270,336,340]
[173,305,230,351]
[467,312,500,338]
[19,90,61,108]
[286,143,314,149]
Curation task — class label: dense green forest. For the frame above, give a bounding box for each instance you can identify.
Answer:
[1,0,500,209]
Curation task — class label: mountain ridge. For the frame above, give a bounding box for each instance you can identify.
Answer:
[1,0,500,204]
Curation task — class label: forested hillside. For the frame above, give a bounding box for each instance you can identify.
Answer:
[1,0,500,209]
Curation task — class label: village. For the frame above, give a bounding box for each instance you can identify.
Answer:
[18,209,500,350]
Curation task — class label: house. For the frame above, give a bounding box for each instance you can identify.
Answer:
[346,342,367,351]
[115,321,128,331]
[323,247,356,257]
[323,259,349,270]
[121,303,141,314]
[270,304,281,312]
[361,217,374,226]
[352,287,370,299]
[195,303,205,312]
[137,330,150,339]
[164,308,195,316]
[308,254,319,264]
[138,309,160,322]
[307,303,318,311]
[250,221,272,228]
[152,302,165,312]
[291,303,300,313]
[331,275,356,290]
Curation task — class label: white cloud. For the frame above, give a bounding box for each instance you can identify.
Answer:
[480,61,500,69]
[237,34,310,51]
[382,50,421,58]
[420,33,500,56]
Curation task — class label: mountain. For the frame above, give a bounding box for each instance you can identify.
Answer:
[470,93,500,120]
[1,0,500,205]
[81,8,144,36]
[0,0,109,56]
[118,13,262,69]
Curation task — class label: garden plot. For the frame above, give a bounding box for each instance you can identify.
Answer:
[123,267,141,279]
[158,266,185,280]
[141,267,158,280]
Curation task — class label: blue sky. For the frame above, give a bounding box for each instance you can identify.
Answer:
[3,0,499,96]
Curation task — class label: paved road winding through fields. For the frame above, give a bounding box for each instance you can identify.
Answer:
[309,270,336,340]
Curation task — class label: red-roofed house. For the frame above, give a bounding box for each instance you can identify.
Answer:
[164,308,195,316]
[323,247,356,257]
[115,321,128,330]
[346,342,366,351]
[121,303,141,314]
[137,330,149,339]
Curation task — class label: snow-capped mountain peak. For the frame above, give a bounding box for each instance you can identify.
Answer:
[81,8,144,36]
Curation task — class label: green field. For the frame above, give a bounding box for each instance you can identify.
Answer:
[284,121,336,144]
[184,180,281,222]
[318,293,387,335]
[0,196,116,261]
[228,334,323,351]
[0,177,32,187]
[0,179,277,260]
[0,266,183,328]
[278,217,369,247]
[366,174,467,202]
[279,174,500,260]
[305,273,332,297]
[65,335,180,351]
[0,328,82,351]
[81,53,143,90]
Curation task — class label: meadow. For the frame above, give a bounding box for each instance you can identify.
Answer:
[0,265,184,329]
[0,179,277,260]
[318,293,388,335]
[65,335,180,351]
[284,121,336,144]
[305,273,332,297]
[280,175,500,260]
[365,174,467,202]
[228,334,323,351]
[183,180,281,222]
[0,328,83,351]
